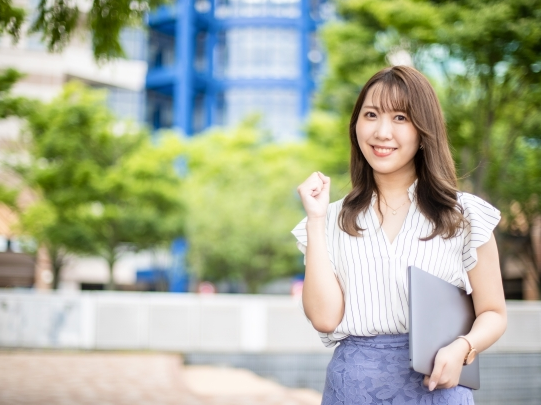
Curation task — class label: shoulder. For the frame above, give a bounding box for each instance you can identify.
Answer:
[457,192,500,217]
[456,191,501,233]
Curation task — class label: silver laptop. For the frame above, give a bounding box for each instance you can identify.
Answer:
[408,265,480,390]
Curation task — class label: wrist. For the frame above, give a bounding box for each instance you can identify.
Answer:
[306,217,326,236]
[454,337,471,356]
[306,216,326,227]
[456,335,477,365]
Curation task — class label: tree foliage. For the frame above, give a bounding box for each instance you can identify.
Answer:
[1,0,167,60]
[0,0,25,41]
[176,120,335,293]
[313,0,541,295]
[14,82,184,289]
[0,68,35,220]
[0,68,35,119]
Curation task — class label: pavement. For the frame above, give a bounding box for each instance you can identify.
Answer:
[0,351,323,405]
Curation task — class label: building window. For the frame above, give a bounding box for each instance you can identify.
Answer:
[308,31,324,80]
[107,87,146,122]
[195,0,212,13]
[147,90,173,129]
[193,93,206,133]
[223,88,299,141]
[194,32,208,73]
[215,28,299,79]
[215,92,225,126]
[148,30,175,69]
[120,28,148,61]
[88,84,145,123]
[215,0,300,19]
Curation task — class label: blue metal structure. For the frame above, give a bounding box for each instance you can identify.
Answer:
[135,238,189,292]
[145,0,326,140]
[169,237,189,292]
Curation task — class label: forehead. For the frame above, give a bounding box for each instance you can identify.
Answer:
[362,82,409,112]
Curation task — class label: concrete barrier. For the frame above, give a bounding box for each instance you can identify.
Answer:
[0,290,539,353]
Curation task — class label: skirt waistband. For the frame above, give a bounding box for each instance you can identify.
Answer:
[342,333,409,349]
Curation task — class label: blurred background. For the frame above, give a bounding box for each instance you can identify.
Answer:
[0,0,540,404]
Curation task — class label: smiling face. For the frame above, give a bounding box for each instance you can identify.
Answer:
[355,83,420,179]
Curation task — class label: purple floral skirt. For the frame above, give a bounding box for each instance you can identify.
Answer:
[322,333,475,405]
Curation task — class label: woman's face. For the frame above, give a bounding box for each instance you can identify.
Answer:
[355,85,420,178]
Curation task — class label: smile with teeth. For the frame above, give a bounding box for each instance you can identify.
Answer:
[373,146,396,153]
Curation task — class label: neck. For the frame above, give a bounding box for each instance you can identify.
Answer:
[374,170,416,200]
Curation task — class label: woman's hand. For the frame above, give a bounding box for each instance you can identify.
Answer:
[296,172,331,219]
[423,338,470,391]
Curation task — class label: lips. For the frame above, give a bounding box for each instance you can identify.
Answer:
[371,145,397,157]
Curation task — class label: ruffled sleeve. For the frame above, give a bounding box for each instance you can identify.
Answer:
[291,216,309,257]
[291,200,342,273]
[460,193,501,273]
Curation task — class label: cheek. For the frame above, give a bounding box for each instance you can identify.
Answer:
[355,124,371,146]
[400,128,420,152]
[356,133,372,156]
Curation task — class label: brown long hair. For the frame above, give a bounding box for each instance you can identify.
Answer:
[338,65,465,240]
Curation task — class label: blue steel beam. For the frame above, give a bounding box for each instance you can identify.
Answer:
[174,0,195,135]
[147,5,178,29]
[205,3,216,128]
[146,67,176,89]
[299,0,312,119]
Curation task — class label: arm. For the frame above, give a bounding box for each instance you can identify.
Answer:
[425,233,507,390]
[297,172,344,333]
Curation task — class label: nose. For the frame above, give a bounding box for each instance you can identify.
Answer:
[374,116,393,140]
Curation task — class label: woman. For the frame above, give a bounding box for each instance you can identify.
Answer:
[292,66,507,404]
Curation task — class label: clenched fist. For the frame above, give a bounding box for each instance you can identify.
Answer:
[296,172,331,219]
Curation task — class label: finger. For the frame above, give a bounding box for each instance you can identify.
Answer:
[316,171,328,182]
[310,171,321,181]
[310,185,322,197]
[297,181,321,199]
[317,172,331,191]
[428,359,445,392]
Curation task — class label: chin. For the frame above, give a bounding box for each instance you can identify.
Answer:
[367,161,399,174]
[370,161,413,176]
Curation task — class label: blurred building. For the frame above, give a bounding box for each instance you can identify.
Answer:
[0,2,148,290]
[0,28,147,124]
[145,0,330,141]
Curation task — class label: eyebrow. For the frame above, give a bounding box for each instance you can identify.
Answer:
[362,105,407,113]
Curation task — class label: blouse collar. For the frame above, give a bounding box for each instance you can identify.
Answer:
[407,179,418,202]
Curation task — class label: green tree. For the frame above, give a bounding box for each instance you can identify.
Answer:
[0,68,36,226]
[16,82,184,289]
[0,0,24,42]
[1,0,167,60]
[0,68,35,119]
[177,121,329,293]
[313,0,541,295]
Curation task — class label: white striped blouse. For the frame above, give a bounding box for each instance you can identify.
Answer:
[291,181,501,347]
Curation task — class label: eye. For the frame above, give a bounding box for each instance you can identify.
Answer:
[365,112,377,118]
[395,114,407,122]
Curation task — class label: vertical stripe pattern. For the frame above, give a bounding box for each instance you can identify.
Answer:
[291,182,501,348]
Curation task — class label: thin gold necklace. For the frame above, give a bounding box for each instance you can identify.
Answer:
[381,197,409,215]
